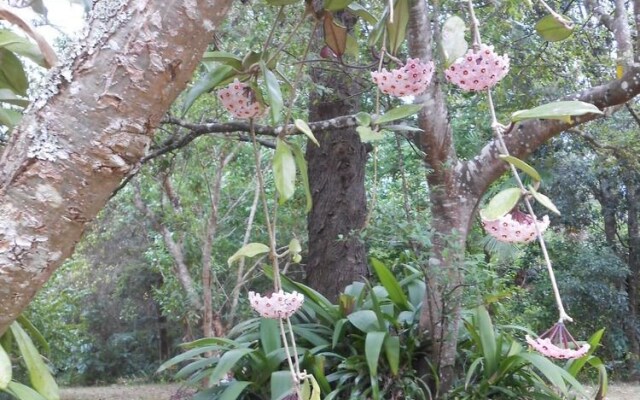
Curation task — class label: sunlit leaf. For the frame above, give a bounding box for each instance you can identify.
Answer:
[288,238,302,254]
[182,64,235,114]
[0,343,11,389]
[480,187,521,221]
[347,3,377,25]
[4,381,48,400]
[294,119,319,146]
[355,112,371,126]
[356,126,383,143]
[289,143,312,212]
[323,13,347,58]
[273,138,296,203]
[260,61,283,125]
[511,101,603,123]
[386,0,409,55]
[375,104,422,124]
[442,15,468,65]
[499,155,541,182]
[10,322,59,400]
[227,243,270,266]
[324,0,354,11]
[535,14,574,42]
[528,186,561,215]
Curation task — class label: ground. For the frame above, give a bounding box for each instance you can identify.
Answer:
[59,383,640,400]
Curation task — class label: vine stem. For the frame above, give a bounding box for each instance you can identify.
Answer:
[468,0,571,323]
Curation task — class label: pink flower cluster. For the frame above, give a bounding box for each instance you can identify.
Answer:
[217,79,265,119]
[481,210,549,244]
[526,322,590,360]
[371,58,434,97]
[445,44,509,91]
[248,290,304,319]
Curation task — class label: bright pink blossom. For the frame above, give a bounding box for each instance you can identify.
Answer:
[371,58,434,97]
[526,323,590,360]
[481,210,549,243]
[217,79,265,119]
[248,290,304,319]
[445,44,509,91]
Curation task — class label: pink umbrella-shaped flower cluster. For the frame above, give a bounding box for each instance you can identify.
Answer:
[481,210,550,244]
[526,322,590,360]
[217,79,265,119]
[445,44,510,92]
[248,290,304,319]
[371,58,434,97]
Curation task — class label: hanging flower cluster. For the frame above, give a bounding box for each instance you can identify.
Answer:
[481,210,549,244]
[248,290,304,319]
[445,44,510,91]
[371,58,434,97]
[217,79,265,119]
[526,323,591,360]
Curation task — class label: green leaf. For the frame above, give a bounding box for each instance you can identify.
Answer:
[4,381,48,400]
[288,238,302,255]
[356,126,383,143]
[260,62,283,124]
[0,343,11,389]
[10,322,59,400]
[376,104,423,125]
[265,0,300,5]
[355,112,371,126]
[16,317,48,356]
[308,375,322,400]
[182,64,235,114]
[0,49,28,96]
[290,143,312,212]
[442,15,468,65]
[382,124,423,132]
[476,306,497,377]
[386,0,409,55]
[218,381,251,400]
[201,51,243,70]
[535,14,574,42]
[499,155,541,182]
[347,310,380,333]
[324,0,354,11]
[365,331,386,400]
[528,186,561,215]
[260,319,281,355]
[511,101,603,123]
[271,370,295,400]
[332,319,348,349]
[383,335,400,376]
[0,89,29,107]
[370,258,409,310]
[347,3,377,25]
[0,30,45,67]
[209,348,254,385]
[0,108,22,128]
[294,119,319,146]
[480,188,521,221]
[227,243,270,266]
[273,139,296,204]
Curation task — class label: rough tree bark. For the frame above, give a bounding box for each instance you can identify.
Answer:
[305,65,369,302]
[0,0,233,335]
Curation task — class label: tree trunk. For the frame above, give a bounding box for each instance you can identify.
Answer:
[305,66,369,302]
[0,0,233,335]
[624,171,640,358]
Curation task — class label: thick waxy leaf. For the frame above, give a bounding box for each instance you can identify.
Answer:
[529,186,561,215]
[480,187,521,221]
[370,258,409,310]
[476,306,497,377]
[227,243,270,266]
[260,318,281,355]
[218,381,251,400]
[0,48,28,96]
[0,88,28,107]
[4,381,48,400]
[511,101,603,123]
[294,119,319,146]
[261,61,283,124]
[535,14,574,42]
[182,65,235,114]
[288,238,302,254]
[324,0,354,11]
[0,344,10,389]
[357,126,383,143]
[442,15,468,65]
[273,139,296,203]
[355,112,371,126]
[365,331,386,400]
[499,155,541,182]
[386,0,409,55]
[290,143,312,212]
[375,104,422,124]
[347,310,379,333]
[271,370,295,400]
[383,335,400,376]
[347,3,377,25]
[323,13,347,58]
[209,348,254,385]
[0,24,54,68]
[201,51,243,70]
[10,322,59,400]
[0,108,22,128]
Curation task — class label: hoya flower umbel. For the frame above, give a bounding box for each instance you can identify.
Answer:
[526,323,590,360]
[482,209,549,243]
[248,290,304,319]
[217,79,265,119]
[371,58,434,97]
[445,44,509,91]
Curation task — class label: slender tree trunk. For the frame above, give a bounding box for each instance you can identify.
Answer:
[0,0,233,335]
[305,65,369,302]
[624,171,640,358]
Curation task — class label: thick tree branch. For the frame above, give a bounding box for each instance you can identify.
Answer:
[464,64,640,200]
